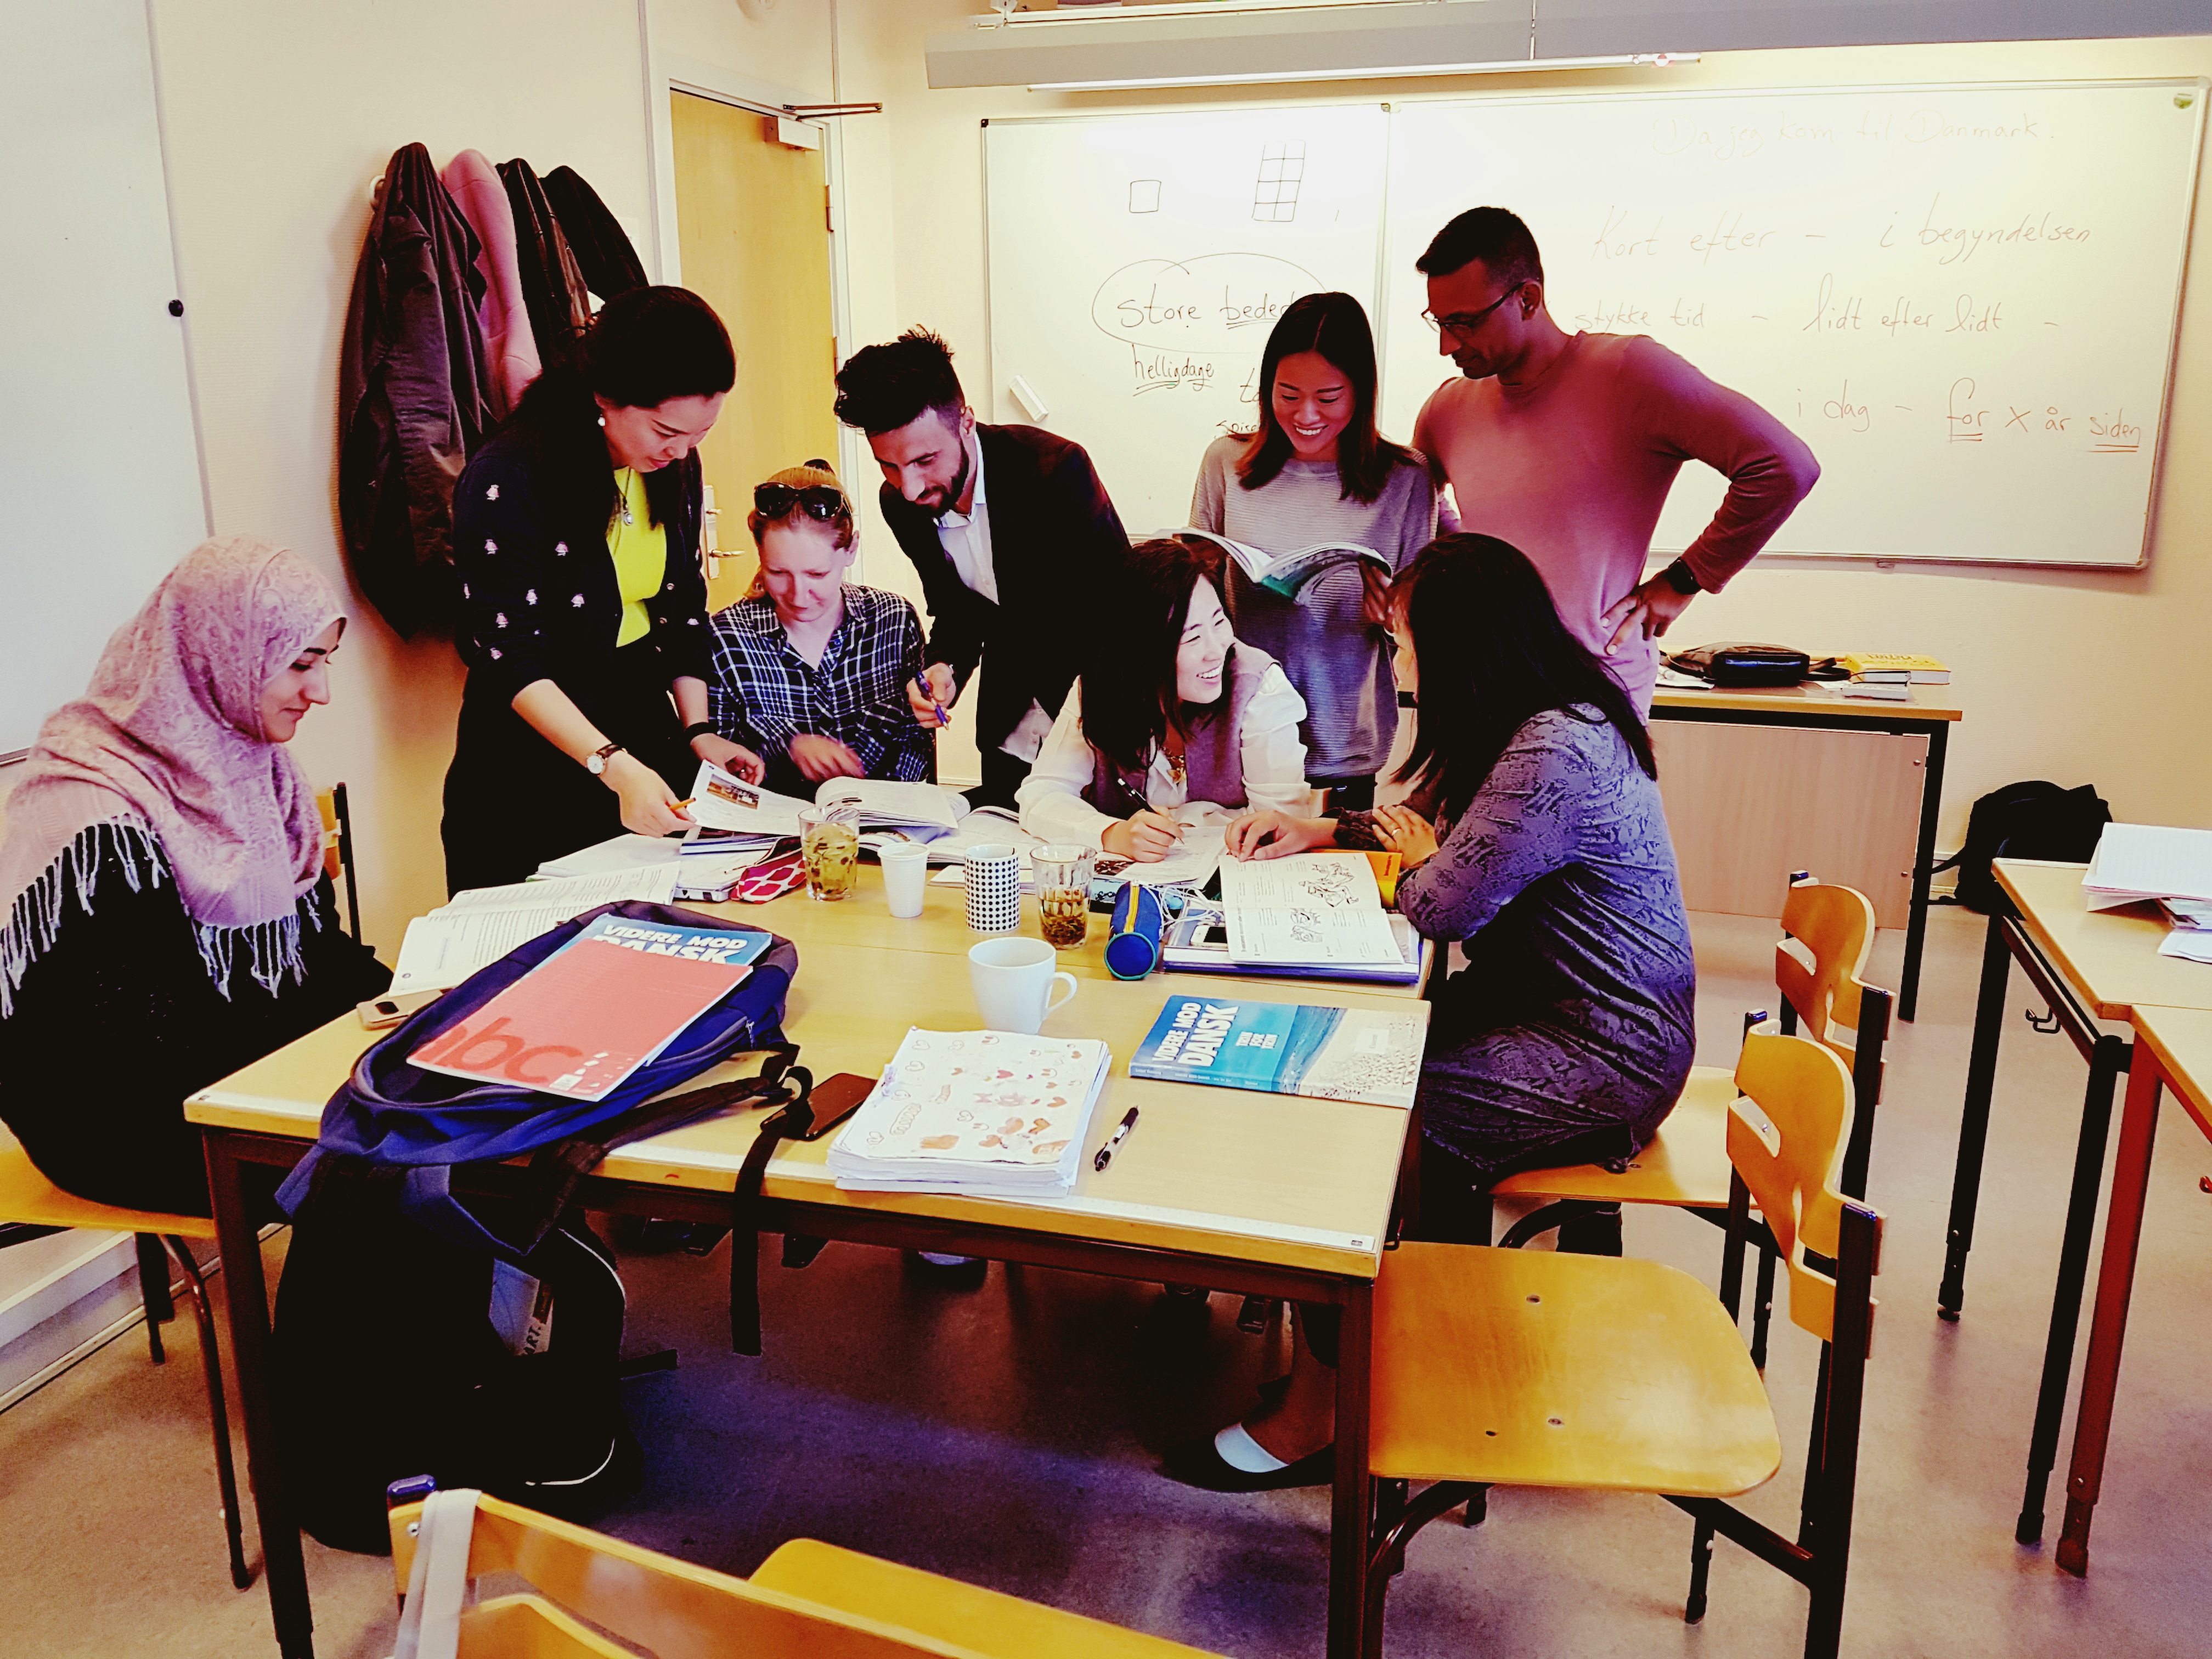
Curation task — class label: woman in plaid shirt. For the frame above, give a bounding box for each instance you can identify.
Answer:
[706,464,935,797]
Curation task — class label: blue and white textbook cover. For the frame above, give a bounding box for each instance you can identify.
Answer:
[1128,994,1429,1110]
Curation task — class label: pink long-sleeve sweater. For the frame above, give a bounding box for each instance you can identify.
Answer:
[1413,331,1819,712]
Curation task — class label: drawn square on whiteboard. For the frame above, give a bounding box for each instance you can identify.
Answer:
[1128,179,1161,215]
[1253,141,1305,223]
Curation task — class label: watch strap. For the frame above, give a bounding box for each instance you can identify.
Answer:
[682,721,718,743]
[586,741,624,774]
[1659,558,1702,595]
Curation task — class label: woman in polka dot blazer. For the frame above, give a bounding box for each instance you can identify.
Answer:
[441,286,764,891]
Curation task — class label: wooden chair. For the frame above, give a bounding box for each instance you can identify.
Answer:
[1364,1030,1883,1659]
[313,781,363,943]
[388,1488,1224,1658]
[1487,874,1890,1365]
[0,1143,249,1588]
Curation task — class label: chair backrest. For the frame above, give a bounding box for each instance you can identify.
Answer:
[1728,1030,1881,1345]
[1774,877,1876,1049]
[314,788,342,881]
[389,1493,985,1659]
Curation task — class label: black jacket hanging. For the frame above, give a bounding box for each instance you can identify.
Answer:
[541,166,649,302]
[337,143,493,639]
[499,159,593,374]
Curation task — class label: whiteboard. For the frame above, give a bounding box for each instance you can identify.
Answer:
[985,105,1390,534]
[0,0,207,760]
[1380,81,2204,568]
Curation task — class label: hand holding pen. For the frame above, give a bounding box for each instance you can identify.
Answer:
[907,665,956,730]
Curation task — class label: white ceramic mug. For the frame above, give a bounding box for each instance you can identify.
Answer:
[879,842,930,919]
[968,936,1077,1035]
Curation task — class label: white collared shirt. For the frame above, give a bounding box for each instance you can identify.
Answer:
[933,433,997,605]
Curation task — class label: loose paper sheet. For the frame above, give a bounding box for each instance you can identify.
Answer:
[1218,851,1401,966]
[390,866,680,994]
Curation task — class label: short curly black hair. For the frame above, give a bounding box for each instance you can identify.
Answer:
[833,326,967,435]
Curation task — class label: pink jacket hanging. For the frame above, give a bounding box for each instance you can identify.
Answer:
[440,148,539,416]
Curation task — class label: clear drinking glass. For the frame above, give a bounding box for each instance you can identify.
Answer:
[1031,843,1096,949]
[798,800,862,901]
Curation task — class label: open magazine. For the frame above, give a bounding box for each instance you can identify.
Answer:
[1174,527,1390,601]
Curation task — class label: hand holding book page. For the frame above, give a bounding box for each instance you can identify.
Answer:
[1218,851,1402,966]
[389,866,683,994]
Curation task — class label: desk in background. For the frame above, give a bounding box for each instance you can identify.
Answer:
[188,868,1417,1659]
[1938,859,2212,1558]
[1650,681,1963,1023]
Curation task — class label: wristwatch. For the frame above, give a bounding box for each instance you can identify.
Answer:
[584,742,624,776]
[1658,558,1702,595]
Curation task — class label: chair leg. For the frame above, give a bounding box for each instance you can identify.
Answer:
[136,1233,172,1364]
[1555,1202,1623,1256]
[1459,1483,1489,1527]
[1799,1344,1834,1550]
[1685,1515,1717,1623]
[1750,1240,1780,1373]
[163,1237,251,1590]
[1376,1478,1409,1576]
[1497,1199,1595,1250]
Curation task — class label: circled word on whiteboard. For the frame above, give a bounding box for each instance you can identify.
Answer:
[1092,253,1322,353]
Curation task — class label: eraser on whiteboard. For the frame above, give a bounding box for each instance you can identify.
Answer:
[1009,375,1049,421]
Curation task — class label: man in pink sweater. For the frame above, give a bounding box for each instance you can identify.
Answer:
[1410,208,1819,712]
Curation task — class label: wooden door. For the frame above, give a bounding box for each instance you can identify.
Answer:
[670,92,840,613]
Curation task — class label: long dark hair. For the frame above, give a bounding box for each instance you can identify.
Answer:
[1235,292,1416,504]
[1078,535,1229,773]
[1394,533,1656,821]
[503,285,734,535]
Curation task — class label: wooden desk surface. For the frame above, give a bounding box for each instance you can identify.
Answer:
[187,935,1417,1279]
[1994,860,2212,1020]
[1651,682,1964,723]
[2125,1004,2212,1141]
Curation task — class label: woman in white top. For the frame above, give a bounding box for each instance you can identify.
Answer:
[1017,535,1310,860]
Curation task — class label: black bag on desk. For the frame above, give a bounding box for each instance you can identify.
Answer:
[1666,642,1812,687]
[1932,780,2113,915]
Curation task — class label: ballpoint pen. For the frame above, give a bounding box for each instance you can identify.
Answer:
[915,674,951,730]
[1093,1106,1140,1171]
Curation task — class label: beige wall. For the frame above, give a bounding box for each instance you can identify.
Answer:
[833,3,2212,844]
[129,3,2211,954]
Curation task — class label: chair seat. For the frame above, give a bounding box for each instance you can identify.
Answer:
[461,1594,630,1658]
[1370,1241,1782,1496]
[0,1145,218,1240]
[1487,1066,1735,1208]
[752,1539,1224,1658]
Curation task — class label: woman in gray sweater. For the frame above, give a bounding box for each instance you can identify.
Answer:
[1189,293,1436,811]
[1169,532,1696,1492]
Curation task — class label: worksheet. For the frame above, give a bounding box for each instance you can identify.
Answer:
[1217,851,1401,967]
[388,866,680,994]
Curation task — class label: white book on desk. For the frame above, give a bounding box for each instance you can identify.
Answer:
[2083,823,2212,910]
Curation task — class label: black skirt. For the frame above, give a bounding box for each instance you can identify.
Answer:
[442,637,695,893]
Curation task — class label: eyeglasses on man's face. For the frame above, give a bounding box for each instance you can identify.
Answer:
[1420,282,1529,340]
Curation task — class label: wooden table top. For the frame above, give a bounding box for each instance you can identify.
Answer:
[187,881,1426,1278]
[1994,860,2212,1021]
[2124,1004,2212,1142]
[1651,682,1965,723]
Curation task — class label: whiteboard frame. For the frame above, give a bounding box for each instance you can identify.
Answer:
[981,78,2209,573]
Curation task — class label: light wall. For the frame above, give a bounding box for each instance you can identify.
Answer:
[835,2,2212,844]
[135,3,2211,956]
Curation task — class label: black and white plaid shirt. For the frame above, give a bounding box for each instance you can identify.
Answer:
[706,586,935,795]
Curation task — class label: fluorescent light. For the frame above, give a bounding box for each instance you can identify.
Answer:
[1028,53,1698,93]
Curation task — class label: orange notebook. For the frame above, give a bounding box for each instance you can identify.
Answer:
[410,936,751,1102]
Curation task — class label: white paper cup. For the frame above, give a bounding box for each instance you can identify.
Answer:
[880,842,929,918]
[964,843,1022,933]
[968,936,1077,1035]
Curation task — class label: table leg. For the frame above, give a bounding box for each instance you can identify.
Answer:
[1939,914,2013,1318]
[204,1135,315,1658]
[1331,1282,1374,1659]
[2016,1034,2125,1543]
[2056,1053,2165,1576]
[1897,721,1948,1024]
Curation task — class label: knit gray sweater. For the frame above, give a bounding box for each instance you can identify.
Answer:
[1189,436,1436,778]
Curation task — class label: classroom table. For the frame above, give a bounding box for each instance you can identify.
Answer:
[187,869,1419,1658]
[1934,859,2212,1553]
[2054,1001,2212,1573]
[1650,680,1963,1023]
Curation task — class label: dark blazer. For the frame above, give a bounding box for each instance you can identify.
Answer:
[451,426,712,708]
[877,424,1128,753]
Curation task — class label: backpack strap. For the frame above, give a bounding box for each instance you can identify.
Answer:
[728,1064,819,1356]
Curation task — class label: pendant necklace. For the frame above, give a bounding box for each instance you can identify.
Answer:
[616,470,635,527]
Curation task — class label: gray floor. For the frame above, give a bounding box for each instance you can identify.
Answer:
[4,904,2209,1658]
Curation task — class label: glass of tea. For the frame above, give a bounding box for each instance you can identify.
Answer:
[1031,844,1096,950]
[798,800,862,901]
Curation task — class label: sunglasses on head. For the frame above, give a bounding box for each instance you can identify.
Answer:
[754,482,848,521]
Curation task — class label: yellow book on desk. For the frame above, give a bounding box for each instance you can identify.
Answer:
[1839,652,1950,684]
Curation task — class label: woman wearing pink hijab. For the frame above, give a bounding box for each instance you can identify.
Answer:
[0,537,389,1214]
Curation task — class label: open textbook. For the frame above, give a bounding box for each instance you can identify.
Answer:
[388,867,682,995]
[686,763,964,839]
[1173,527,1390,601]
[2082,823,2212,911]
[1218,851,1402,967]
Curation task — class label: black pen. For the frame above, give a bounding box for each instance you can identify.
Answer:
[1093,1107,1140,1171]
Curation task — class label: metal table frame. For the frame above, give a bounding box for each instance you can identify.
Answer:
[204,1126,1385,1659]
[1649,701,1951,1023]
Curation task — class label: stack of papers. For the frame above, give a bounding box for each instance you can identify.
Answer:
[2080,824,2212,963]
[538,831,772,900]
[1218,851,1402,968]
[390,867,683,995]
[827,1028,1114,1198]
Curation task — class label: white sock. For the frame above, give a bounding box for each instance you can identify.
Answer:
[1213,1421,1289,1474]
[919,1252,979,1267]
